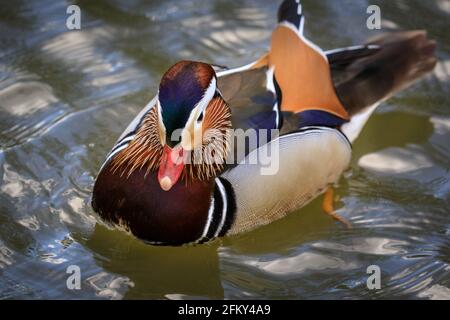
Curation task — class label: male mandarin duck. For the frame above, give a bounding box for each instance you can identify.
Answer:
[92,0,436,245]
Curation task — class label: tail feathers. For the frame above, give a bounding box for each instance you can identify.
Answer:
[326,45,380,68]
[331,31,437,116]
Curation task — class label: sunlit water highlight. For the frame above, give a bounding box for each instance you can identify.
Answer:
[0,0,448,299]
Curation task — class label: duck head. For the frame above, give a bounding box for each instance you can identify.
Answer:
[113,61,232,191]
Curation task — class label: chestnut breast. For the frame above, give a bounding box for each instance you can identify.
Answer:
[92,162,214,245]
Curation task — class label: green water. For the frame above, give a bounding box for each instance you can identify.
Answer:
[0,0,449,299]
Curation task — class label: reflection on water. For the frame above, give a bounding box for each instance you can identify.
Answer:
[0,0,449,299]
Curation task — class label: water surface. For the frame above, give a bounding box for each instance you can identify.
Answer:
[0,0,449,299]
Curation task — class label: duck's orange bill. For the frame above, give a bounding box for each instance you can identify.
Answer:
[158,145,186,191]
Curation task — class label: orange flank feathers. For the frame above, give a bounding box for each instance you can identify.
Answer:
[268,25,349,120]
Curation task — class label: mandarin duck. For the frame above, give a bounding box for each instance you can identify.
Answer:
[92,0,436,245]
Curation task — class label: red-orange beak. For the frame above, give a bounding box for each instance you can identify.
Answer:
[158,145,186,191]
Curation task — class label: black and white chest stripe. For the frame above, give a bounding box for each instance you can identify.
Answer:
[196,177,236,244]
[106,132,135,159]
[98,96,159,172]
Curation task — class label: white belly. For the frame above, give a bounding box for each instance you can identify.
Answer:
[221,127,352,235]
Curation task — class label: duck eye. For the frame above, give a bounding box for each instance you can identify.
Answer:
[196,112,204,122]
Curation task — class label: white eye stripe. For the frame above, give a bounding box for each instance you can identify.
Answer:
[156,98,167,145]
[180,76,217,148]
[158,76,217,150]
[195,76,217,115]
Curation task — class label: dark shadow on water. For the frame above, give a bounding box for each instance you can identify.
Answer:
[0,0,449,300]
[352,110,435,162]
[82,224,224,299]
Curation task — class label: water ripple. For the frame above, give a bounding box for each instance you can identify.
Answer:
[0,0,449,299]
